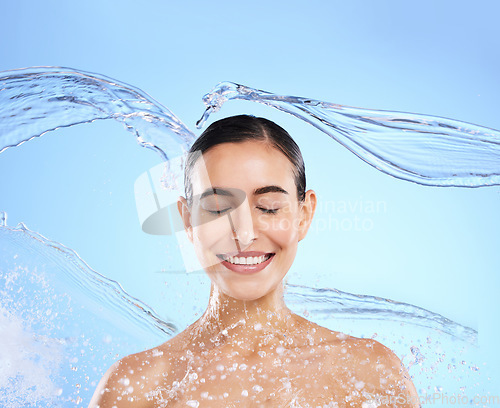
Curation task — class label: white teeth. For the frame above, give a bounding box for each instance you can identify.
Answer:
[224,254,270,265]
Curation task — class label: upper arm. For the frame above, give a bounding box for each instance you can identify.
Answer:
[88,355,150,408]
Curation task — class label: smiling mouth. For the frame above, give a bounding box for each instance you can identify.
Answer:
[216,252,274,265]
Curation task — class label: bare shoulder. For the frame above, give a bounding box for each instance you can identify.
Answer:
[88,345,172,408]
[325,334,421,407]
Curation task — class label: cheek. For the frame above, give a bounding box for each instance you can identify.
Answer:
[192,214,233,250]
[261,214,301,248]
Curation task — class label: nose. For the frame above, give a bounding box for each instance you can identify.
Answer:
[231,198,257,247]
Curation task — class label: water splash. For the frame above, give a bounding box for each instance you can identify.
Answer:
[0,66,195,161]
[0,67,495,406]
[198,82,500,187]
[284,284,477,344]
[0,219,176,407]
[284,285,485,401]
[0,216,486,406]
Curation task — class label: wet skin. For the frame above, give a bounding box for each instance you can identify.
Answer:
[89,141,420,408]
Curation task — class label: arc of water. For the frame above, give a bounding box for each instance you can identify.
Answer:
[0,66,196,161]
[197,82,500,187]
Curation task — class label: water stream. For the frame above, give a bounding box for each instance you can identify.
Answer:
[1,67,498,407]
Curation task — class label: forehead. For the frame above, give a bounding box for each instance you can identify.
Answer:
[191,141,295,191]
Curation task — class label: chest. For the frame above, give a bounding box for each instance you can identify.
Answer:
[146,350,355,407]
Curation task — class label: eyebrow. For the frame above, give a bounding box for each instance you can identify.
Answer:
[199,185,289,200]
[254,185,289,195]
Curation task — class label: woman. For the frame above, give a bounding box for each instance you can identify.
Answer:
[90,115,420,407]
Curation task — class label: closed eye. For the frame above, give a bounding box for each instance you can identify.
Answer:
[207,207,280,215]
[207,208,231,215]
[257,207,279,214]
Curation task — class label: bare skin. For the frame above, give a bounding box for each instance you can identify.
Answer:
[90,291,419,407]
[89,140,420,408]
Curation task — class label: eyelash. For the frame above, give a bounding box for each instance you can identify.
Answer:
[207,207,279,215]
[258,207,279,214]
[208,209,230,215]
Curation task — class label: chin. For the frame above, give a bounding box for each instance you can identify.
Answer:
[223,286,270,302]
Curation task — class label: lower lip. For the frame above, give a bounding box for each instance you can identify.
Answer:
[221,254,275,275]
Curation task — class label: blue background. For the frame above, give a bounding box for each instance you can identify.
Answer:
[1,0,499,392]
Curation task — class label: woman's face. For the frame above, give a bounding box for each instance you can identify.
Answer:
[178,140,316,301]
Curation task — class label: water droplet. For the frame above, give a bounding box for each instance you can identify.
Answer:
[410,346,425,364]
[336,332,348,340]
[0,211,7,227]
[253,385,263,393]
[355,381,365,390]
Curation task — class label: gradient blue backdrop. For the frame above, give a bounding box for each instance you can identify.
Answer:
[1,0,499,393]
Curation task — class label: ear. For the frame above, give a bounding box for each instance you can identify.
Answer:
[298,189,317,242]
[177,196,193,243]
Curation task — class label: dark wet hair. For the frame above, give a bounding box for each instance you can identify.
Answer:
[184,115,306,205]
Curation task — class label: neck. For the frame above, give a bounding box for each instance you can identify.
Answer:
[190,283,296,353]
